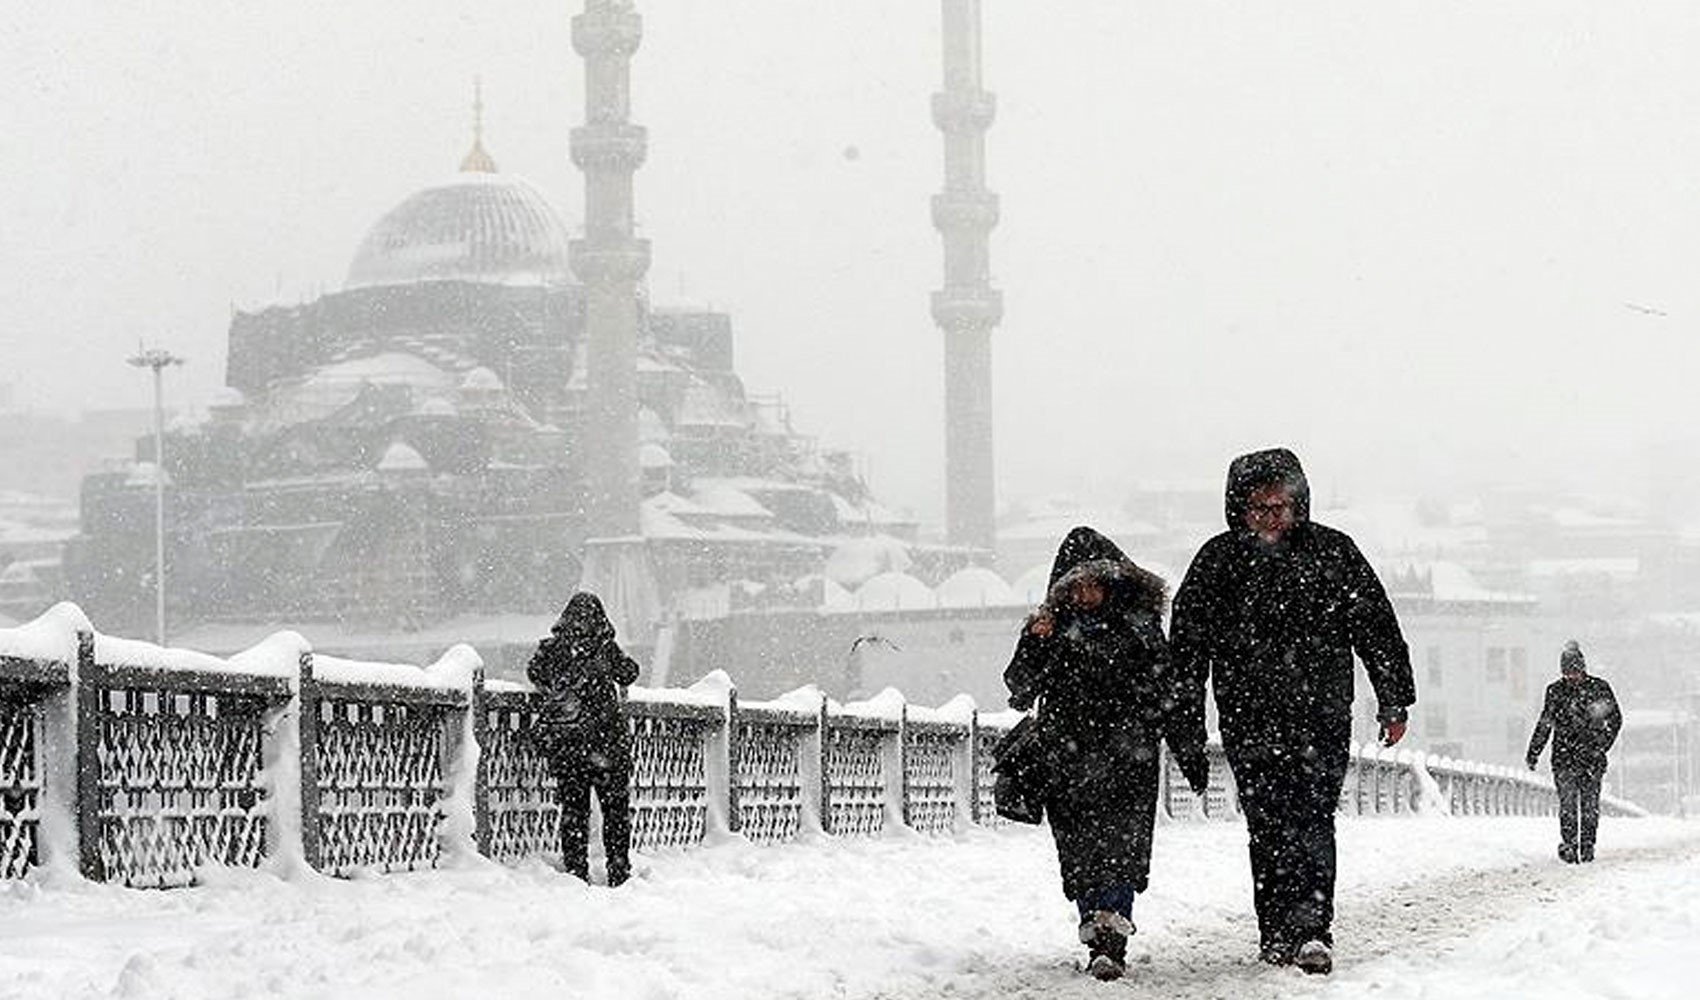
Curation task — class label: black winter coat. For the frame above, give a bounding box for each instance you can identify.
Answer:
[1003,527,1180,899]
[527,593,641,775]
[1527,675,1622,775]
[1168,450,1415,764]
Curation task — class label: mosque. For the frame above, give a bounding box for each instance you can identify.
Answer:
[64,1,1026,703]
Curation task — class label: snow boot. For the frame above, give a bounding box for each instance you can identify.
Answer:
[1294,939,1333,976]
[1579,845,1595,863]
[1558,843,1578,864]
[1086,954,1126,982]
[1078,911,1132,981]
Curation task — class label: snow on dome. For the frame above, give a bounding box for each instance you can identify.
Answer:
[1011,563,1050,605]
[825,534,913,588]
[460,366,504,391]
[639,443,674,469]
[377,442,428,473]
[936,566,1019,608]
[415,398,457,417]
[345,173,575,290]
[853,571,937,612]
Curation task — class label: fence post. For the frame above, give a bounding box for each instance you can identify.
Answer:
[815,693,832,835]
[73,629,102,882]
[471,666,491,857]
[878,702,906,831]
[724,686,741,836]
[966,710,981,826]
[297,651,322,872]
[898,703,912,829]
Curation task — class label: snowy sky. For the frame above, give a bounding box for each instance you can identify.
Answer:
[4,1,1699,523]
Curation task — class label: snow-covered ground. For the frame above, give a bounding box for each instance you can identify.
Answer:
[2,816,1697,1000]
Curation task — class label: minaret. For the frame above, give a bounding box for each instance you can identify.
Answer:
[571,1,649,537]
[932,0,1002,557]
[570,0,659,640]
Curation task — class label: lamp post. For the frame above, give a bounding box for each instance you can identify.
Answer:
[127,346,184,645]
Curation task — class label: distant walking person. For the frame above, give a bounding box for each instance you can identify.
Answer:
[1003,526,1208,982]
[528,592,641,886]
[1526,641,1622,863]
[1168,448,1416,975]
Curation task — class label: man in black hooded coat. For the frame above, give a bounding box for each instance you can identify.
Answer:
[528,591,642,886]
[1004,526,1209,981]
[1168,449,1415,974]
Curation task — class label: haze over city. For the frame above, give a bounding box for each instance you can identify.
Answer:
[6,1,1698,520]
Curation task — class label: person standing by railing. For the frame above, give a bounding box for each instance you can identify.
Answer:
[1526,640,1622,863]
[527,591,641,887]
[1168,448,1416,975]
[1003,526,1208,982]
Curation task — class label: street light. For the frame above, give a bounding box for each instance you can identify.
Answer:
[127,345,185,645]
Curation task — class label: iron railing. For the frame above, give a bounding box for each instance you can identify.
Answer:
[0,611,1644,888]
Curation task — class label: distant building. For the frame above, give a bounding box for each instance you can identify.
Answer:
[64,138,907,644]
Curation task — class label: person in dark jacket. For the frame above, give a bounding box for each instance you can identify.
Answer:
[527,591,642,886]
[1168,449,1416,975]
[1526,640,1622,864]
[1004,526,1208,982]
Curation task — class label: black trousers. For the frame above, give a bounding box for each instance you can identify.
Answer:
[556,762,632,884]
[1553,767,1603,855]
[1227,743,1349,948]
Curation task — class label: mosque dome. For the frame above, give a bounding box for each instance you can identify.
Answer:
[344,168,574,290]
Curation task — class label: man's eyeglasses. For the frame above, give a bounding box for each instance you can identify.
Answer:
[1247,501,1294,516]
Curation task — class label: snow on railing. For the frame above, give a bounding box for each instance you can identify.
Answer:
[0,604,1644,888]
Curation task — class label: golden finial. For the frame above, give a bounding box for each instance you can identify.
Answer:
[460,75,497,173]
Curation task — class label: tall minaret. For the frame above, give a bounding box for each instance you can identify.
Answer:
[571,0,658,638]
[571,0,648,539]
[932,0,1002,557]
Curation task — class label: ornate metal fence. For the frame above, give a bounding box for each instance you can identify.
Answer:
[1,653,65,880]
[301,665,465,877]
[627,702,718,851]
[479,687,559,863]
[81,659,285,887]
[0,611,1647,888]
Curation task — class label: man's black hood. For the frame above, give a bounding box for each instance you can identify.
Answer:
[1224,448,1311,531]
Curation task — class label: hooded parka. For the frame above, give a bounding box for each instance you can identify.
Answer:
[1167,449,1416,952]
[1003,527,1187,902]
[527,592,641,884]
[527,592,641,776]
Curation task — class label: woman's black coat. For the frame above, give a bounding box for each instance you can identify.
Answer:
[1002,527,1181,900]
[527,592,641,776]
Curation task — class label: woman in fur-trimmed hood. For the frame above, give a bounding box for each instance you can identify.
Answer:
[1002,526,1205,981]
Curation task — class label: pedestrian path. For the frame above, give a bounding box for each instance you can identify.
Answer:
[1,817,1696,1000]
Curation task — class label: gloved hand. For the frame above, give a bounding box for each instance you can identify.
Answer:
[1525,755,1538,772]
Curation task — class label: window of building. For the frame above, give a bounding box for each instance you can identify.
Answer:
[1426,646,1443,689]
[1486,647,1507,683]
[1509,647,1528,699]
[1425,704,1448,738]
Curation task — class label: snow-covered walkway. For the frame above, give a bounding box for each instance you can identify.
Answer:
[3,817,1698,1000]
